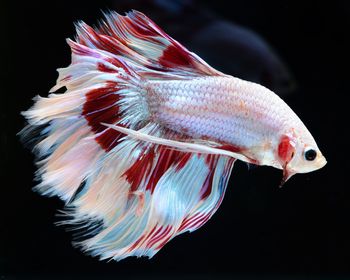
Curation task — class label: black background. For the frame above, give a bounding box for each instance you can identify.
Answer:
[1,0,349,279]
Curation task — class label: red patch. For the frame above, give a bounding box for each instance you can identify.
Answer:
[76,25,128,59]
[95,128,123,152]
[70,41,100,58]
[200,155,219,199]
[178,213,211,232]
[156,235,172,250]
[107,57,127,71]
[148,148,190,192]
[129,224,159,251]
[147,225,172,249]
[174,152,192,171]
[124,17,159,38]
[82,82,122,151]
[159,45,192,68]
[98,35,123,54]
[145,226,163,249]
[123,146,192,193]
[178,213,201,232]
[145,148,190,193]
[145,225,159,240]
[123,148,156,192]
[124,150,224,200]
[97,62,116,73]
[127,234,145,252]
[191,213,211,229]
[278,135,295,163]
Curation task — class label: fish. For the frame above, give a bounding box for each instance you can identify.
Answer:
[20,10,326,261]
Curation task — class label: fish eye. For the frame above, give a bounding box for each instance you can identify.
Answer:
[304,148,317,161]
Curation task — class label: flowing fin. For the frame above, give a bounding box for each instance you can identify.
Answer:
[20,39,148,202]
[63,133,236,260]
[102,122,249,162]
[75,10,224,79]
[20,10,237,260]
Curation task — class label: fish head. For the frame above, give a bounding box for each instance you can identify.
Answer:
[277,130,327,184]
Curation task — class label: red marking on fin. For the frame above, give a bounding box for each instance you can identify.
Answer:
[128,224,161,252]
[178,213,201,232]
[159,45,192,68]
[95,128,123,152]
[146,226,163,248]
[123,145,192,193]
[145,225,159,241]
[178,213,211,233]
[146,148,191,193]
[147,225,172,249]
[123,148,156,192]
[125,150,224,200]
[127,234,145,252]
[175,152,192,171]
[156,234,172,250]
[74,11,221,78]
[200,155,219,199]
[82,82,122,151]
[97,62,116,73]
[69,40,101,58]
[123,16,160,39]
[146,148,175,193]
[190,213,211,229]
[200,170,215,199]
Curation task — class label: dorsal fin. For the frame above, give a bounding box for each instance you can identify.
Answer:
[75,10,223,78]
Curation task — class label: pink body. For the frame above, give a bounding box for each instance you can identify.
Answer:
[147,76,307,168]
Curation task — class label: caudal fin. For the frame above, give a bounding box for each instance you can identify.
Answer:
[20,10,235,260]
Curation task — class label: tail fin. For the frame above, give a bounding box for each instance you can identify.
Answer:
[21,39,147,201]
[20,10,235,260]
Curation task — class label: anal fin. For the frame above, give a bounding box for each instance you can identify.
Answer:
[60,123,236,260]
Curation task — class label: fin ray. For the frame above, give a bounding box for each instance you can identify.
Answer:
[76,10,224,79]
[64,134,236,260]
[102,122,249,162]
[20,10,237,261]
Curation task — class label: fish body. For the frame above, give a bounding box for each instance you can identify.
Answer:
[147,75,323,173]
[20,11,326,260]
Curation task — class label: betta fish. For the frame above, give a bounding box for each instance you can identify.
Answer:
[20,11,326,261]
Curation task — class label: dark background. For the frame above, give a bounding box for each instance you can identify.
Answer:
[1,0,349,279]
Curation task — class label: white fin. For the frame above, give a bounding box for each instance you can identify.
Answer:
[75,10,224,79]
[102,122,249,162]
[59,127,236,260]
[20,10,238,261]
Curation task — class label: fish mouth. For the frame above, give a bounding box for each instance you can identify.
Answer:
[280,154,327,186]
[316,154,327,170]
[295,153,327,174]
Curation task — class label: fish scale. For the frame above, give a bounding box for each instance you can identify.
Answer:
[147,76,297,149]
